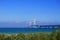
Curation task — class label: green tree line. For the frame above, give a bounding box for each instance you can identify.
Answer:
[0,30,60,40]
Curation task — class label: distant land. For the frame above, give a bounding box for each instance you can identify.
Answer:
[0,21,60,28]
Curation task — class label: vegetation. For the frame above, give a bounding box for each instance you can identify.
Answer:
[0,30,60,40]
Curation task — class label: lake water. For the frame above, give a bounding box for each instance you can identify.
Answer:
[0,27,59,34]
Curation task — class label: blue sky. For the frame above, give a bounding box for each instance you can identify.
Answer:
[0,0,60,23]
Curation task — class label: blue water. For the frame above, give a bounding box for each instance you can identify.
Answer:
[0,28,59,34]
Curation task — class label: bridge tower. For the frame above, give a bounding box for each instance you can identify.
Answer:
[28,19,37,28]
